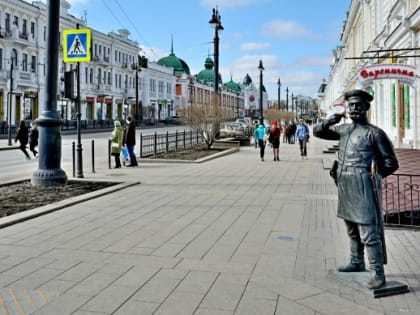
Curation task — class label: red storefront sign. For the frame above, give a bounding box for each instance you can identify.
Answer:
[105,98,113,104]
[85,96,95,103]
[97,95,104,103]
[357,64,416,86]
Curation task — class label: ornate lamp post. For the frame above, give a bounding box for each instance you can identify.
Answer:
[277,78,281,111]
[31,0,67,186]
[209,7,223,96]
[258,60,264,124]
[286,86,289,112]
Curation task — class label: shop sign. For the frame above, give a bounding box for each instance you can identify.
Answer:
[105,97,113,104]
[85,96,95,103]
[357,64,416,87]
[97,95,104,103]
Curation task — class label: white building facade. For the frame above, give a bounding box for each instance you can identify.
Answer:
[320,0,420,149]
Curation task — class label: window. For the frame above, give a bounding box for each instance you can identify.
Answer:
[94,43,97,56]
[22,19,27,35]
[158,81,164,93]
[31,56,36,73]
[97,69,101,85]
[118,74,121,88]
[166,82,171,94]
[115,50,117,62]
[115,74,118,87]
[85,67,88,83]
[108,71,111,85]
[43,26,46,41]
[30,22,35,38]
[5,13,10,32]
[150,79,156,92]
[0,48,3,70]
[89,68,93,83]
[22,53,28,71]
[13,16,18,27]
[99,45,101,56]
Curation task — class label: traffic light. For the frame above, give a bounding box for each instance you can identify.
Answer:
[64,71,75,99]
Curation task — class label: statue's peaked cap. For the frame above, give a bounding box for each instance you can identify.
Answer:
[344,89,373,102]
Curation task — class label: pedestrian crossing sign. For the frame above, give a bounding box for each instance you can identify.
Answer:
[63,28,91,63]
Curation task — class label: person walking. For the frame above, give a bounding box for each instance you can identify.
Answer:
[110,120,123,168]
[15,120,31,160]
[313,89,399,289]
[29,121,39,158]
[269,120,281,161]
[254,123,267,161]
[123,115,138,167]
[295,119,310,159]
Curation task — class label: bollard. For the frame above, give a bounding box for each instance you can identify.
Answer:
[166,131,169,153]
[154,132,157,157]
[108,139,111,169]
[91,139,95,173]
[140,132,143,158]
[72,141,75,178]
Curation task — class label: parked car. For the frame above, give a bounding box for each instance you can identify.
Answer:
[218,122,245,138]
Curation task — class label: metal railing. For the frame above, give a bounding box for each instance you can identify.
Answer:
[383,173,420,227]
[139,129,204,158]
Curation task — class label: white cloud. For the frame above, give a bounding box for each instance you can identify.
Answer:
[294,55,332,67]
[240,42,271,51]
[261,20,317,39]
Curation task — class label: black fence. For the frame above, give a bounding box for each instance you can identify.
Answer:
[383,173,420,227]
[139,129,204,158]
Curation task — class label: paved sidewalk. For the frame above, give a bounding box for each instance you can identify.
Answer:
[0,135,419,315]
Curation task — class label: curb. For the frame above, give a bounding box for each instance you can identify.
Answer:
[0,180,140,229]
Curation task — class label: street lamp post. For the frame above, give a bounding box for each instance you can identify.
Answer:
[209,7,223,97]
[31,0,67,186]
[7,58,15,146]
[258,59,264,125]
[286,86,289,112]
[277,78,281,111]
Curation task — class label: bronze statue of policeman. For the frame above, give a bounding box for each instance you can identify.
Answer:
[313,89,399,289]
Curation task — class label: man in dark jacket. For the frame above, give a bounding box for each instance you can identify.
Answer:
[123,116,138,167]
[15,120,31,160]
[313,89,399,289]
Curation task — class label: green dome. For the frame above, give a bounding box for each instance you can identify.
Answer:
[157,40,190,75]
[224,78,241,93]
[196,56,222,86]
[157,53,190,75]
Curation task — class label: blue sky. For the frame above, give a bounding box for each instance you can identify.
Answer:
[64,0,350,100]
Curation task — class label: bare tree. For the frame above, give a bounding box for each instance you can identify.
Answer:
[182,94,230,149]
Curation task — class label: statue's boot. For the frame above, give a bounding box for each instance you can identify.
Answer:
[338,236,365,272]
[338,261,366,272]
[366,245,385,289]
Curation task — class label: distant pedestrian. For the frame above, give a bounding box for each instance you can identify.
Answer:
[254,123,267,161]
[253,122,259,148]
[269,120,281,161]
[123,116,138,167]
[295,119,310,159]
[15,120,31,160]
[110,120,123,168]
[29,121,39,158]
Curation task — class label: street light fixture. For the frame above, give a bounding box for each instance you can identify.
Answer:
[286,86,289,112]
[277,78,281,111]
[258,59,264,124]
[209,7,223,96]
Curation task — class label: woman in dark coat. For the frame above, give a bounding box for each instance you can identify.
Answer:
[123,116,138,167]
[15,120,31,160]
[29,121,39,157]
